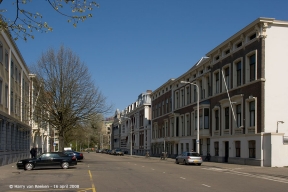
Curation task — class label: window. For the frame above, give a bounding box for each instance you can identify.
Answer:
[236,42,242,48]
[249,54,256,81]
[175,91,179,109]
[249,140,256,158]
[236,61,242,86]
[15,67,18,82]
[199,109,203,129]
[249,33,256,40]
[11,60,14,78]
[186,114,191,136]
[236,104,241,127]
[5,85,8,108]
[0,42,3,63]
[5,51,8,70]
[193,85,197,102]
[10,91,13,113]
[215,142,219,156]
[166,99,169,113]
[215,110,219,130]
[207,76,211,96]
[215,72,220,94]
[0,79,2,104]
[225,107,229,129]
[225,49,230,55]
[224,67,230,90]
[181,89,184,107]
[200,80,204,99]
[235,141,240,157]
[186,86,190,104]
[204,109,209,129]
[249,101,255,126]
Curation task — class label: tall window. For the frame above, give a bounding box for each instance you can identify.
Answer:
[0,79,2,104]
[215,72,219,94]
[215,110,219,130]
[166,99,169,113]
[186,86,190,104]
[186,114,191,136]
[199,109,203,129]
[181,89,184,107]
[215,142,219,156]
[11,60,14,78]
[5,51,8,70]
[249,54,256,81]
[249,101,255,126]
[249,140,256,158]
[5,85,8,108]
[236,104,241,127]
[235,141,240,157]
[0,42,3,62]
[236,61,241,86]
[162,101,164,115]
[10,91,14,113]
[175,92,179,109]
[207,76,211,96]
[193,86,197,102]
[224,67,230,89]
[204,109,209,129]
[225,107,229,129]
[200,80,203,99]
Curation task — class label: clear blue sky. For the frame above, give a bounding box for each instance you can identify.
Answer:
[2,0,288,118]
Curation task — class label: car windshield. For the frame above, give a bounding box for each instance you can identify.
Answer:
[187,152,200,157]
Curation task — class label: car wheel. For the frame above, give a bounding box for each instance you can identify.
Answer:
[62,162,69,169]
[175,159,179,164]
[183,160,187,165]
[197,163,202,166]
[25,163,34,170]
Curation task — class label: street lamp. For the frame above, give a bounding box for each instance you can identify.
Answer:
[276,121,284,133]
[180,80,200,154]
[122,116,133,156]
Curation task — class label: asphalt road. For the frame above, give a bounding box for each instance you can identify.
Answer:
[0,152,288,192]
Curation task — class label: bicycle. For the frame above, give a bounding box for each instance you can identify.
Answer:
[145,152,150,158]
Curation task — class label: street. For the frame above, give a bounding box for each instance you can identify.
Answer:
[0,152,288,192]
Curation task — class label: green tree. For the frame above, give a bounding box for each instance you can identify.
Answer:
[0,0,99,40]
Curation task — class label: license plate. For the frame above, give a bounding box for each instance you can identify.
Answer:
[194,160,198,163]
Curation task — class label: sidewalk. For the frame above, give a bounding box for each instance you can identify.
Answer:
[0,162,23,180]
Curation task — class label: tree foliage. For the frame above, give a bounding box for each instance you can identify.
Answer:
[31,45,112,151]
[0,0,99,41]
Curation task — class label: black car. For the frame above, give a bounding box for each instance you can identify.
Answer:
[16,152,77,170]
[64,150,84,161]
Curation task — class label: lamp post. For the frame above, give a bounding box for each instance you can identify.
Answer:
[276,121,284,133]
[122,116,133,156]
[180,81,200,154]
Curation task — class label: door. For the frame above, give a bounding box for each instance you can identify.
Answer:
[224,141,229,163]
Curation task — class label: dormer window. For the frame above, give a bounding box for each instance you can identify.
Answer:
[249,33,256,40]
[225,49,230,55]
[236,42,242,48]
[215,56,220,61]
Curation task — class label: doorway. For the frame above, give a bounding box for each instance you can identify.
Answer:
[224,141,229,162]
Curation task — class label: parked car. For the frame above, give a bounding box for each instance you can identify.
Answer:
[175,152,203,166]
[64,150,84,161]
[17,152,77,170]
[114,149,124,156]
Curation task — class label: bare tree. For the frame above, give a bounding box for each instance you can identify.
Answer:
[0,0,99,41]
[31,45,112,151]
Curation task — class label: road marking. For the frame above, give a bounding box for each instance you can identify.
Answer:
[142,166,145,167]
[152,168,155,170]
[180,177,186,179]
[163,172,165,173]
[202,167,288,184]
[202,184,211,187]
[88,170,96,192]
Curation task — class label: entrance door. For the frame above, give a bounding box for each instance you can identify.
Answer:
[224,141,229,162]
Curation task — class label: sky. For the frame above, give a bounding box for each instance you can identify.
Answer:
[1,0,288,118]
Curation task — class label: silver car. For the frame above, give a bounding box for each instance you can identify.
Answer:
[175,152,203,166]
